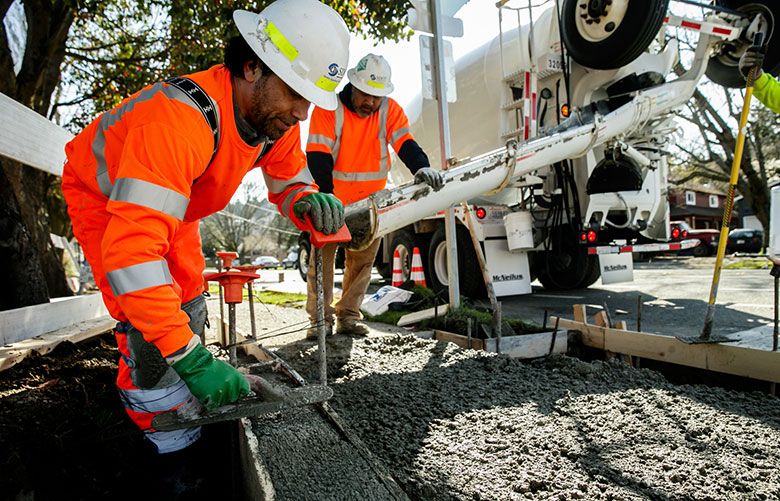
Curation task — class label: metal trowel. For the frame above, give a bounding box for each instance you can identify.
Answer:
[152,383,333,431]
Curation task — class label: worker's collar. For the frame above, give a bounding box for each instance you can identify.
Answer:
[338,84,357,113]
[232,91,268,148]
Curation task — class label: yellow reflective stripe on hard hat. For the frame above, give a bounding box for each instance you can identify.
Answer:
[315,76,338,92]
[366,80,385,89]
[264,21,298,62]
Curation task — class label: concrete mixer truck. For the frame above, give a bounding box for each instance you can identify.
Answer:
[301,0,780,297]
[299,0,779,299]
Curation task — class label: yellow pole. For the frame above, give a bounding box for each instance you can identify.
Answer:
[700,59,760,340]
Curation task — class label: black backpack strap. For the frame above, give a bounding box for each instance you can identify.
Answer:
[165,76,219,158]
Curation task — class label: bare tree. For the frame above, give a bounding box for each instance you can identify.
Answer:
[670,72,779,239]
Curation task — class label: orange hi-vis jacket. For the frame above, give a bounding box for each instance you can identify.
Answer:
[306,96,413,205]
[61,65,317,356]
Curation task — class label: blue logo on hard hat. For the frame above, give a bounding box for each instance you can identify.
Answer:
[328,63,340,77]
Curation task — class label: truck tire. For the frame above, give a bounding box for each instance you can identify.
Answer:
[298,236,311,282]
[705,1,780,88]
[536,225,601,290]
[377,230,416,283]
[692,239,710,257]
[428,225,486,298]
[561,0,670,70]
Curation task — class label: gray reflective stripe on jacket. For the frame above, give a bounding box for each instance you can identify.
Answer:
[106,259,173,296]
[390,126,410,146]
[110,178,190,220]
[118,382,201,452]
[264,168,316,195]
[118,380,191,413]
[280,185,314,218]
[331,99,390,182]
[93,82,221,197]
[306,133,335,151]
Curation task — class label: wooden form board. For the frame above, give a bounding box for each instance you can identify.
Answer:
[0,316,115,372]
[397,305,450,327]
[0,294,109,345]
[0,91,72,175]
[551,314,780,384]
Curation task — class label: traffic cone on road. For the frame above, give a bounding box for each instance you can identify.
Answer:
[391,249,404,287]
[411,247,427,288]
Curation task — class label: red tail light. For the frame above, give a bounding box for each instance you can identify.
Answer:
[672,227,681,239]
[475,207,487,219]
[681,230,688,238]
[579,230,597,244]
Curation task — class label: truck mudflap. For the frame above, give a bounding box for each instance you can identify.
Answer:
[586,238,700,255]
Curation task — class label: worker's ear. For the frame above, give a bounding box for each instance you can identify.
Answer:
[243,59,262,84]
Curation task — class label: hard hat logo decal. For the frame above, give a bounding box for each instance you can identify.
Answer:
[356,58,368,72]
[328,63,340,77]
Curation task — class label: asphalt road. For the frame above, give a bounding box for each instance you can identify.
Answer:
[497,257,776,339]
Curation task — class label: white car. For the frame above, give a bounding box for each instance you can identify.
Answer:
[252,255,280,269]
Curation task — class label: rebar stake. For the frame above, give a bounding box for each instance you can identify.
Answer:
[315,246,327,385]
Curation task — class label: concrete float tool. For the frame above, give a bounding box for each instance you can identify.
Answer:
[153,222,351,431]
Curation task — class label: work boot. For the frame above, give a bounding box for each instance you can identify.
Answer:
[306,323,333,339]
[336,320,369,336]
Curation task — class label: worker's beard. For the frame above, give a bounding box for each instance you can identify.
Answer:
[248,76,291,141]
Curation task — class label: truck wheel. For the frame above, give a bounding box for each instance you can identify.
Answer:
[536,225,600,290]
[705,1,780,88]
[298,235,310,282]
[692,240,710,257]
[427,225,486,298]
[561,0,669,70]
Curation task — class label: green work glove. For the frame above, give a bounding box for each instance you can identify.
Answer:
[171,344,249,410]
[293,192,345,235]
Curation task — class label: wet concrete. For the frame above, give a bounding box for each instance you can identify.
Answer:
[274,335,780,500]
[215,298,780,499]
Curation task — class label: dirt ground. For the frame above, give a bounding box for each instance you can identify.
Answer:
[3,296,780,500]
[0,334,145,500]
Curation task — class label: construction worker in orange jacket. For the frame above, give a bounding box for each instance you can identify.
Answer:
[61,0,349,464]
[305,53,444,337]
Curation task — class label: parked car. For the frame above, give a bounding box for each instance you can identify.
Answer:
[252,255,281,269]
[727,228,764,254]
[282,248,299,269]
[670,220,719,257]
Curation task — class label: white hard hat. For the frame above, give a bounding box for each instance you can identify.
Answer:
[233,0,350,111]
[347,54,394,97]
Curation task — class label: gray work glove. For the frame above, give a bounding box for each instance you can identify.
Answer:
[293,192,345,235]
[414,167,444,190]
[739,46,764,81]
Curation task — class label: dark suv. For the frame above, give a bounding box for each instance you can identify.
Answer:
[727,228,764,253]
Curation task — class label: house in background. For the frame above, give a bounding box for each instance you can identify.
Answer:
[668,184,732,229]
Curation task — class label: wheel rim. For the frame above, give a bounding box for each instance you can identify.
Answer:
[575,0,629,43]
[711,4,773,69]
[299,248,309,276]
[394,244,411,282]
[433,241,449,286]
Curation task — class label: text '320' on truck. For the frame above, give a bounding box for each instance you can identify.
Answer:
[342,0,780,298]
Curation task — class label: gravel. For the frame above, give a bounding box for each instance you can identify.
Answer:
[209,294,780,500]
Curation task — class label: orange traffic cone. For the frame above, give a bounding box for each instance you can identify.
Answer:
[411,247,426,287]
[391,248,404,287]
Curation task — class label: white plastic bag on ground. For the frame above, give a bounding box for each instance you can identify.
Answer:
[360,286,413,317]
